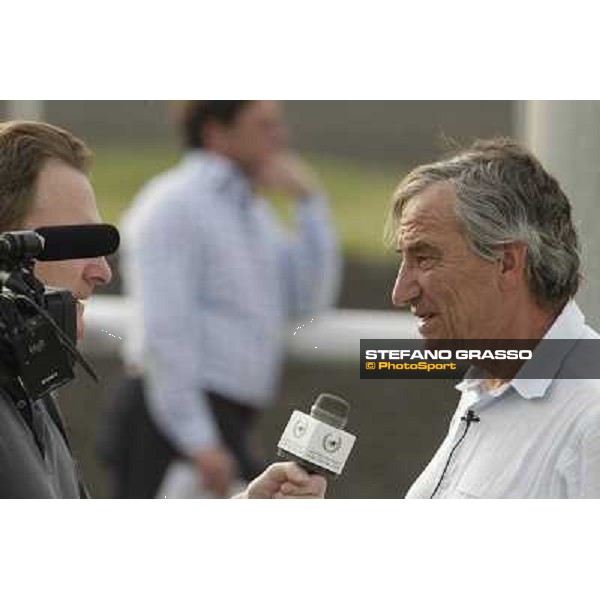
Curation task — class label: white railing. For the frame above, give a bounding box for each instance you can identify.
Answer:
[80,296,419,363]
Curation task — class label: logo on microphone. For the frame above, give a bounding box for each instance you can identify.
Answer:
[323,432,342,453]
[278,410,356,476]
[293,417,308,438]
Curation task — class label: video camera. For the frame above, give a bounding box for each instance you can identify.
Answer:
[0,225,119,399]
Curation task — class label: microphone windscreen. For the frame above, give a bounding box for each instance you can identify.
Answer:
[310,393,349,429]
[35,224,120,261]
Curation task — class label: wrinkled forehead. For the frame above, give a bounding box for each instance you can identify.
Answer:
[397,182,462,246]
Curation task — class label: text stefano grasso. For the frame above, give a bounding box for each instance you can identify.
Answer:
[364,349,533,361]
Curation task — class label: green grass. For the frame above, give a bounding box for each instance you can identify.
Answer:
[91,144,406,260]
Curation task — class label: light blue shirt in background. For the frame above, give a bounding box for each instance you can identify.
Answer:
[120,150,341,456]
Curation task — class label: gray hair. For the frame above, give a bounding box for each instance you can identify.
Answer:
[388,138,581,310]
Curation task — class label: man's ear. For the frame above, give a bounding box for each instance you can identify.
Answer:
[498,242,528,288]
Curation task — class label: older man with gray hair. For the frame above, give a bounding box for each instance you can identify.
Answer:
[246,137,600,499]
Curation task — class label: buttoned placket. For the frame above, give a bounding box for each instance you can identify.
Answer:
[234,187,284,329]
[13,389,47,458]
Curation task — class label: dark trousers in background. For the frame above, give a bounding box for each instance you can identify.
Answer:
[97,376,265,498]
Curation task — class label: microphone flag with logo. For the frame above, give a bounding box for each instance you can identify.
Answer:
[277,392,356,478]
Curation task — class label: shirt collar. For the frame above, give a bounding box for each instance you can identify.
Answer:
[182,149,253,205]
[455,300,586,400]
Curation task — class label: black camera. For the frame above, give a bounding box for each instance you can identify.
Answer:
[0,230,97,399]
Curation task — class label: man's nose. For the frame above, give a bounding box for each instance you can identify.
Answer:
[85,256,113,287]
[391,263,420,308]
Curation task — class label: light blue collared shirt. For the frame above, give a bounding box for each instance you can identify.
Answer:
[406,301,600,498]
[120,151,340,455]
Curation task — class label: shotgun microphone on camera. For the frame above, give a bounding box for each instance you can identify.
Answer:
[0,225,119,264]
[35,224,120,261]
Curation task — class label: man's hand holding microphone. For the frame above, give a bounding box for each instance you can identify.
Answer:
[235,462,327,499]
[236,393,355,500]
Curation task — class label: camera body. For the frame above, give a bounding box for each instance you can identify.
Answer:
[0,231,79,399]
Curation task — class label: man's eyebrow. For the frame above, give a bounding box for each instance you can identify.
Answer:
[396,241,441,255]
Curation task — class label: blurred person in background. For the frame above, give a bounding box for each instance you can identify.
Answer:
[0,121,113,497]
[100,101,340,498]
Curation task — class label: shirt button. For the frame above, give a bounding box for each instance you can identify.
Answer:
[17,400,27,410]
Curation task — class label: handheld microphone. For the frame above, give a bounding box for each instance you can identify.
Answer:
[34,224,120,261]
[277,392,356,479]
